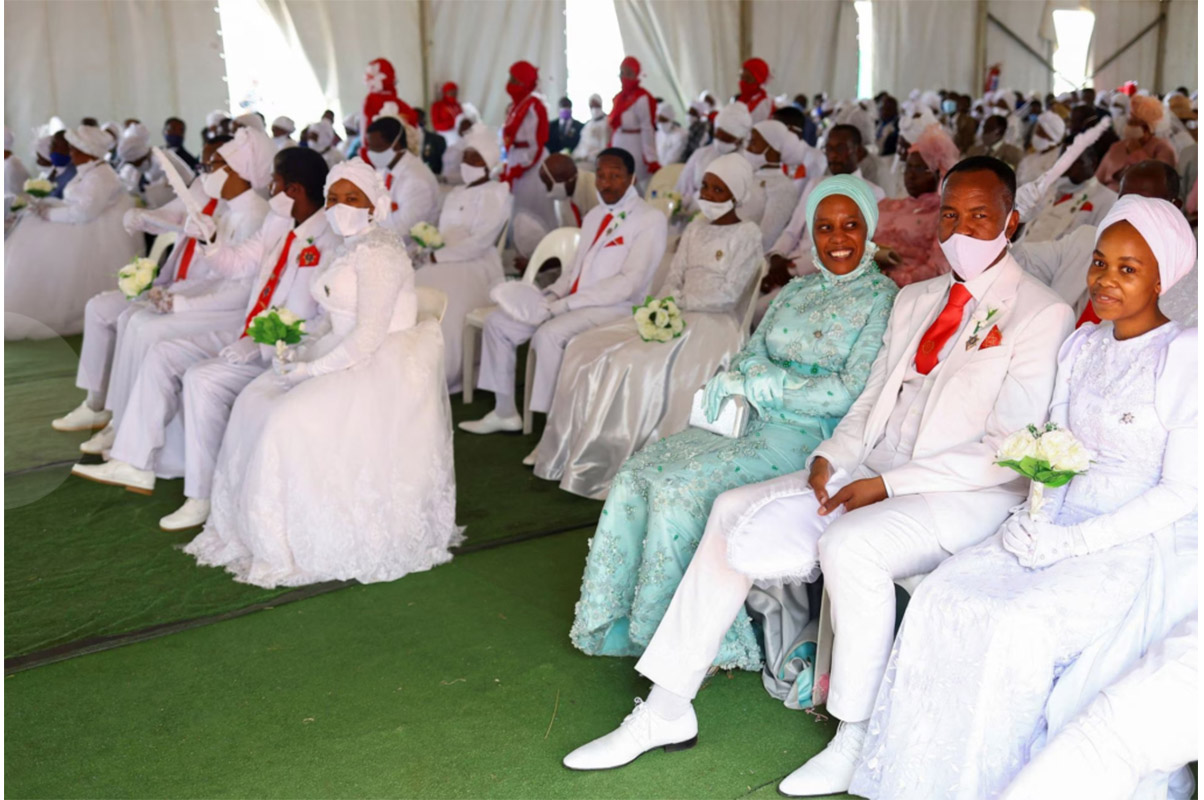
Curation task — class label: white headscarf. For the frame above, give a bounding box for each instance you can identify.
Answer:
[702,152,754,206]
[234,113,266,132]
[271,116,295,134]
[462,123,501,170]
[1033,111,1066,150]
[1096,195,1196,291]
[324,160,391,221]
[35,135,52,162]
[117,123,151,161]
[657,104,677,123]
[752,119,792,156]
[310,119,337,151]
[714,102,752,141]
[217,127,276,191]
[899,107,938,145]
[65,125,113,159]
[206,110,230,128]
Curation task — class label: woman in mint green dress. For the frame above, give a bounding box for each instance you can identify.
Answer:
[570,175,898,670]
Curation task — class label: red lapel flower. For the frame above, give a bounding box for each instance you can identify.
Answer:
[298,245,321,268]
[1081,202,1094,212]
[979,324,1003,350]
[604,236,625,248]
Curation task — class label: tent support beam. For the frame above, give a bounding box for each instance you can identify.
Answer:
[739,0,751,65]
[418,0,431,108]
[975,0,988,93]
[1153,0,1169,93]
[1090,13,1163,79]
[987,13,1055,76]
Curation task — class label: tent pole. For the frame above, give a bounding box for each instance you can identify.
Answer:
[975,0,988,94]
[1153,0,1169,93]
[419,0,431,108]
[739,0,751,65]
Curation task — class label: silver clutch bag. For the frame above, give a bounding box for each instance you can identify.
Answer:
[689,388,750,439]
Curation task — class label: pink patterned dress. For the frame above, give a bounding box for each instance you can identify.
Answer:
[874,192,950,287]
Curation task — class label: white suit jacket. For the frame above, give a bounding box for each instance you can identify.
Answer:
[547,188,668,312]
[812,254,1075,550]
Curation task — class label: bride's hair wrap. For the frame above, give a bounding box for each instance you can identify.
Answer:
[805,174,880,239]
[324,160,392,221]
[1095,195,1197,291]
[702,153,754,206]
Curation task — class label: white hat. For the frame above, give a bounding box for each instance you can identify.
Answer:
[752,120,791,155]
[462,123,501,170]
[35,134,52,161]
[117,123,152,162]
[234,113,266,132]
[714,102,753,140]
[65,125,114,158]
[271,116,296,134]
[217,127,275,190]
[309,119,337,151]
[206,110,230,128]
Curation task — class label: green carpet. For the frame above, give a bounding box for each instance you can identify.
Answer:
[3,532,851,800]
[4,337,601,659]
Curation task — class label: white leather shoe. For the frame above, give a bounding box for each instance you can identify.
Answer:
[522,447,538,467]
[777,720,866,797]
[52,402,111,432]
[71,459,155,495]
[79,423,116,455]
[562,698,698,771]
[160,498,211,531]
[457,410,522,435]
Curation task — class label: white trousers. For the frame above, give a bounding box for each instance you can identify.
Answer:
[75,290,141,407]
[109,331,235,471]
[181,357,266,499]
[635,467,951,722]
[1002,617,1198,800]
[477,305,626,414]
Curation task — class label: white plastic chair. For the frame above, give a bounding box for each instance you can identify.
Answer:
[461,227,581,406]
[811,572,928,707]
[645,163,684,201]
[416,286,448,322]
[739,259,769,337]
[494,217,510,259]
[148,232,177,268]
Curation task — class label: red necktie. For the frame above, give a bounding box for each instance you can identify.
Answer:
[570,201,582,227]
[241,230,297,337]
[914,283,973,375]
[1054,193,1074,205]
[174,197,219,282]
[571,212,613,294]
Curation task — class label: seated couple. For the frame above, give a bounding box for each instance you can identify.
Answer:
[563,159,1197,799]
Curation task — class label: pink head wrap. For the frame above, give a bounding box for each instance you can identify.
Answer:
[911,124,960,175]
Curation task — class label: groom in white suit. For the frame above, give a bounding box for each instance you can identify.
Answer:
[563,156,1076,796]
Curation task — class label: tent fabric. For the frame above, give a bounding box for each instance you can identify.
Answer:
[872,0,979,96]
[751,0,858,101]
[984,0,1056,96]
[4,0,227,162]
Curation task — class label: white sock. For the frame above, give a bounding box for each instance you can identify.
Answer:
[646,684,692,720]
[494,393,518,419]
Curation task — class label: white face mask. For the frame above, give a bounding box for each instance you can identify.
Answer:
[1123,123,1145,141]
[590,106,604,120]
[367,148,396,171]
[202,168,228,200]
[327,203,373,237]
[268,189,294,218]
[460,163,488,185]
[696,197,734,221]
[938,223,1010,281]
[742,150,766,170]
[714,139,738,155]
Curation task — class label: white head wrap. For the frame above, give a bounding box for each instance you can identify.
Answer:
[234,113,266,132]
[688,100,708,119]
[457,102,481,127]
[101,121,121,141]
[271,116,295,134]
[324,160,391,221]
[310,119,337,151]
[66,125,114,158]
[206,110,230,128]
[117,123,151,161]
[752,120,791,156]
[217,127,275,191]
[702,152,754,206]
[3,126,12,151]
[589,93,603,108]
[714,102,752,141]
[1096,195,1196,292]
[1035,110,1066,144]
[462,123,501,170]
[657,104,677,123]
[343,112,360,135]
[35,134,52,161]
[899,107,938,145]
[920,90,941,112]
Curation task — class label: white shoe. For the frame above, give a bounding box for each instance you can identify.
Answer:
[160,498,211,531]
[522,446,538,467]
[71,459,155,495]
[79,423,116,455]
[777,720,866,797]
[52,402,111,432]
[562,698,698,771]
[458,410,522,435]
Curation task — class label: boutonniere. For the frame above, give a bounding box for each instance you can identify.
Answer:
[965,306,999,350]
[298,239,321,268]
[603,211,628,239]
[604,236,625,248]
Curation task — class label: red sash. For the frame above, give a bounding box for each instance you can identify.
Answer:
[241,231,297,337]
[174,197,219,282]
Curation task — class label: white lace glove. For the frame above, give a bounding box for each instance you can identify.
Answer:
[146,287,174,313]
[122,208,145,236]
[1014,181,1046,224]
[219,337,262,365]
[547,298,570,316]
[1002,514,1089,568]
[182,213,217,242]
[274,360,310,387]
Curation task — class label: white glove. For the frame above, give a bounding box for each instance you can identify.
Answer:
[123,208,145,236]
[547,298,570,316]
[1014,180,1046,224]
[146,287,174,313]
[274,360,310,387]
[1002,514,1089,568]
[182,213,217,242]
[219,338,261,365]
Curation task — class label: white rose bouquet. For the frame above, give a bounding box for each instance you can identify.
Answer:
[995,422,1091,517]
[10,197,27,213]
[246,306,307,360]
[409,221,444,251]
[117,256,160,299]
[23,177,54,198]
[633,295,686,343]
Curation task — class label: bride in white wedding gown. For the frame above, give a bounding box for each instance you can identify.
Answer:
[850,196,1198,800]
[185,161,461,588]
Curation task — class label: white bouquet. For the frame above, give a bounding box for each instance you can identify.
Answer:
[23,177,53,198]
[633,295,686,343]
[117,256,160,299]
[995,422,1091,517]
[10,197,27,213]
[409,221,444,251]
[246,306,307,360]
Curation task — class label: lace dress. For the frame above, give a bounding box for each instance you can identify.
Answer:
[534,219,763,499]
[570,257,897,669]
[185,227,462,588]
[874,192,950,288]
[850,321,1198,800]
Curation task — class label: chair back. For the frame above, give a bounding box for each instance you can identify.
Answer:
[416,286,448,322]
[148,232,177,268]
[494,217,510,258]
[646,195,676,220]
[736,258,769,337]
[645,163,684,201]
[522,227,581,285]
